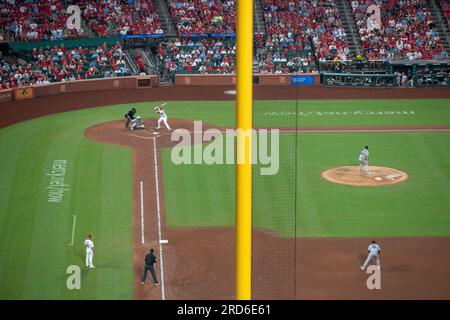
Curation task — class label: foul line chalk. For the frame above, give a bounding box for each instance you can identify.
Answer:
[152,137,166,300]
[140,181,145,244]
[69,214,77,246]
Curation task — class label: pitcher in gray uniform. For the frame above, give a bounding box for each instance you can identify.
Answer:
[361,240,381,271]
[359,145,369,174]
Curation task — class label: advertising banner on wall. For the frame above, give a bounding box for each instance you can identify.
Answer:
[291,75,316,85]
[14,88,34,100]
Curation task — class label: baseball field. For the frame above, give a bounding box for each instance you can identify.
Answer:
[0,86,449,299]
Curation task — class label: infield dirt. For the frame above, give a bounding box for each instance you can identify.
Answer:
[322,166,409,186]
[3,85,450,300]
[86,119,450,300]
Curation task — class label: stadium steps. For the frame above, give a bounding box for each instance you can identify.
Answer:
[124,50,140,75]
[427,0,450,55]
[335,0,363,56]
[254,0,266,34]
[80,17,96,38]
[141,49,159,75]
[153,0,177,37]
[144,47,170,84]
[253,57,259,74]
[136,48,157,75]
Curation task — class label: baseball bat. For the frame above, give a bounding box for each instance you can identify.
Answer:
[154,103,166,110]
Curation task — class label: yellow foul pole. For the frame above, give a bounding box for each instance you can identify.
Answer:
[236,0,253,300]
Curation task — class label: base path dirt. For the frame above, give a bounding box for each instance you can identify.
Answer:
[85,119,232,300]
[322,166,409,186]
[85,119,450,299]
[1,85,449,299]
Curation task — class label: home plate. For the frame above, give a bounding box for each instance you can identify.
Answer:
[160,240,169,244]
[152,132,159,135]
[374,177,383,181]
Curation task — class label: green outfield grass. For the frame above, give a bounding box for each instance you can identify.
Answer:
[0,109,134,299]
[0,98,449,298]
[162,131,450,237]
[253,99,450,127]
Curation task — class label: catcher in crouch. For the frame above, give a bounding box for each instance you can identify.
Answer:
[154,103,172,131]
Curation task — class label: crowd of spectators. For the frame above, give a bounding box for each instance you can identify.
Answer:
[352,0,447,60]
[1,52,47,90]
[440,1,450,27]
[78,0,163,36]
[167,0,236,35]
[262,0,351,61]
[158,37,235,77]
[255,32,318,73]
[31,42,131,81]
[0,0,82,41]
[0,42,131,90]
[2,0,450,85]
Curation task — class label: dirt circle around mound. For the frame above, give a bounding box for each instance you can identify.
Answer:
[322,166,409,186]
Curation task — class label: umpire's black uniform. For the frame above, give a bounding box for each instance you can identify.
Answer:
[141,249,159,285]
[124,108,136,128]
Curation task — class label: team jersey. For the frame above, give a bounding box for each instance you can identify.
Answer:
[368,243,380,256]
[84,239,94,252]
[159,109,167,118]
[359,148,369,160]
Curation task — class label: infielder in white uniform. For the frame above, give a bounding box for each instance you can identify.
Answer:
[360,240,381,271]
[84,234,95,268]
[358,145,369,173]
[154,104,172,131]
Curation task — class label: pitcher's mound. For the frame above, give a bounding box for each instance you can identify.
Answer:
[321,166,408,186]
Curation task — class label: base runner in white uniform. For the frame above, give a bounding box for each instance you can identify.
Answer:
[359,145,369,173]
[360,240,381,271]
[84,234,95,268]
[154,104,172,131]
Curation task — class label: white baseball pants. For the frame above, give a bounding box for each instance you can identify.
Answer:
[157,116,171,130]
[86,250,94,268]
[361,253,380,270]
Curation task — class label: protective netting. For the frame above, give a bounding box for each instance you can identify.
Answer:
[251,88,298,299]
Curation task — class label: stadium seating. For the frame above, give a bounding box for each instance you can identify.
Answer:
[0,42,131,90]
[255,32,318,73]
[167,0,236,35]
[440,0,450,26]
[0,54,46,90]
[262,0,351,61]
[158,37,235,74]
[78,0,163,36]
[352,0,446,60]
[1,0,449,86]
[0,0,81,41]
